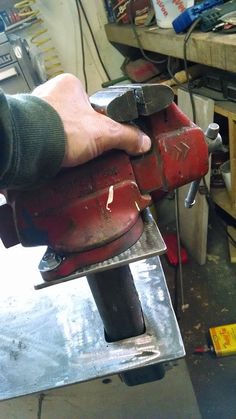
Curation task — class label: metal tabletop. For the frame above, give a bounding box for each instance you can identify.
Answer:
[0,242,185,401]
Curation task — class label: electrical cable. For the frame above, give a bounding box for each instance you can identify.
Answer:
[75,0,88,92]
[168,19,216,122]
[167,55,198,92]
[77,0,111,81]
[167,56,228,102]
[183,17,201,123]
[129,0,167,65]
[167,56,183,86]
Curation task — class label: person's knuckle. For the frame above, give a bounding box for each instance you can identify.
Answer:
[57,73,80,87]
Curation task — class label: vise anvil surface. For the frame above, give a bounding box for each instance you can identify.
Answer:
[89,83,174,121]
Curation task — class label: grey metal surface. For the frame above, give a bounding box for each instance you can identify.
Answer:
[0,34,39,93]
[0,240,185,401]
[0,33,7,44]
[36,215,167,289]
[89,88,138,122]
[110,84,174,115]
[90,84,174,122]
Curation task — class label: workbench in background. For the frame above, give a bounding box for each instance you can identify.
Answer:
[105,24,236,73]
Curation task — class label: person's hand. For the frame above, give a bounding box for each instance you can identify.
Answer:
[32,74,151,167]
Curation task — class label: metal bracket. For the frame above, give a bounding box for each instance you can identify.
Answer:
[35,212,167,289]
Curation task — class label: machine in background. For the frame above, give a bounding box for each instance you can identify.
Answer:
[0,31,44,94]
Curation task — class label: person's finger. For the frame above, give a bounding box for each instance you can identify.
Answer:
[94,115,151,156]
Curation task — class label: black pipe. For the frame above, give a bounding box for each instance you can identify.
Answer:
[87,265,145,342]
[87,263,166,385]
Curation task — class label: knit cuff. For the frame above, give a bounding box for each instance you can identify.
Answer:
[0,92,65,189]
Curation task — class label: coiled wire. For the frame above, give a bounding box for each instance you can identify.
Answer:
[14,0,63,79]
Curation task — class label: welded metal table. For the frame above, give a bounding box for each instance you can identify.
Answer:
[0,240,185,401]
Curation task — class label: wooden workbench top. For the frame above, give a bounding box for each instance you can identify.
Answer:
[105,23,236,73]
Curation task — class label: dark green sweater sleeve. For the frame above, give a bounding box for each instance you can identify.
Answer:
[0,89,65,189]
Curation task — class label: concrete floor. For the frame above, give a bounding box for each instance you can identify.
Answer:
[0,360,200,419]
[160,197,236,419]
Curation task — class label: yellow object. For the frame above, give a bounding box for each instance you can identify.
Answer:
[209,323,236,357]
[15,0,36,7]
[14,0,63,79]
[161,64,204,87]
[149,204,158,222]
[161,70,189,87]
[14,0,37,18]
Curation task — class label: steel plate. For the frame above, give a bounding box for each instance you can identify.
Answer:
[35,212,167,289]
[0,240,185,401]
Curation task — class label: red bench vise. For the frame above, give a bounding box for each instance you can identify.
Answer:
[0,84,209,282]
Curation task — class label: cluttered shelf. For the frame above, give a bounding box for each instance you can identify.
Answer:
[174,90,236,219]
[105,23,236,219]
[105,23,236,73]
[214,100,236,214]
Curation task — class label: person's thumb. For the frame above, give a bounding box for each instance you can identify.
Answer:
[97,117,151,156]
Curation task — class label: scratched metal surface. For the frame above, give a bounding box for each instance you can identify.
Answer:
[0,241,185,401]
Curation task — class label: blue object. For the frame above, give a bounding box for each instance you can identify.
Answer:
[172,0,224,33]
[0,17,5,33]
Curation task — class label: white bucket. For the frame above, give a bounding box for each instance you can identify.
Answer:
[151,0,194,29]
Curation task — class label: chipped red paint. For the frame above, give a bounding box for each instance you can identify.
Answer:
[0,102,208,280]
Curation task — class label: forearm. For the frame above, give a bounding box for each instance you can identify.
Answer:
[0,89,65,190]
